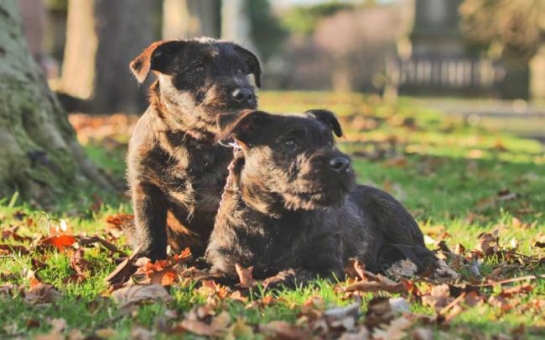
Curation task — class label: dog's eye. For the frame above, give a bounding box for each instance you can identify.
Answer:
[283,139,296,148]
[195,64,205,73]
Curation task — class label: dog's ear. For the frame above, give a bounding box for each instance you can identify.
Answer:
[130,40,184,83]
[217,110,270,145]
[306,109,343,137]
[232,45,262,88]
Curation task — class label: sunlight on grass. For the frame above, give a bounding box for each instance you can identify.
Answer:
[1,92,544,339]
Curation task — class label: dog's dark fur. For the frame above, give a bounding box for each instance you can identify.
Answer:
[205,110,437,285]
[127,38,261,260]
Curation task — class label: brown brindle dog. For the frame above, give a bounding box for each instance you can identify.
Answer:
[205,109,437,286]
[128,38,261,260]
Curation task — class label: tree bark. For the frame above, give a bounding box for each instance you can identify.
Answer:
[221,0,258,54]
[0,0,111,205]
[60,0,154,113]
[162,0,220,39]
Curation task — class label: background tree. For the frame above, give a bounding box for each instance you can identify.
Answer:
[460,0,545,99]
[247,0,287,63]
[59,0,155,113]
[0,0,111,205]
[162,0,220,39]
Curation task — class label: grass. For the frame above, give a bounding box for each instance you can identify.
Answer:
[1,92,544,339]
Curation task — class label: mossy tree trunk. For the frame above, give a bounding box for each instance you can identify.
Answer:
[0,0,112,205]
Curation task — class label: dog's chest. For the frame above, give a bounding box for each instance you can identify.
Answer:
[147,135,232,207]
[239,214,310,272]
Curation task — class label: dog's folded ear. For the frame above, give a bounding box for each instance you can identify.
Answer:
[217,110,270,145]
[305,109,343,137]
[130,40,185,83]
[232,45,262,88]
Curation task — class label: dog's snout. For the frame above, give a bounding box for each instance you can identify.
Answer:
[232,88,255,105]
[329,156,350,172]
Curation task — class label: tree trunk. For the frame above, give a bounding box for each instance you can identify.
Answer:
[221,0,258,54]
[0,0,111,205]
[162,0,220,39]
[60,0,154,113]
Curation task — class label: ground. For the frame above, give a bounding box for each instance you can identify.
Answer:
[0,92,544,339]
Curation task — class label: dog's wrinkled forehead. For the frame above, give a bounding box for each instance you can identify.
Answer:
[164,42,242,74]
[130,38,261,87]
[273,115,333,145]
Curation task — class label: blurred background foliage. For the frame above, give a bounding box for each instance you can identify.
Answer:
[21,0,545,115]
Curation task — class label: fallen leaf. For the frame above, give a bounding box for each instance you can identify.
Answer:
[384,259,418,278]
[25,283,62,304]
[422,284,451,310]
[104,244,143,287]
[343,280,405,294]
[344,258,366,280]
[412,327,433,340]
[338,327,370,340]
[499,284,534,298]
[180,312,231,337]
[389,297,411,314]
[0,244,29,255]
[69,248,89,281]
[39,235,76,252]
[226,318,254,340]
[324,300,360,331]
[364,297,395,329]
[111,284,171,307]
[235,263,256,288]
[260,320,309,340]
[130,326,154,340]
[35,318,67,340]
[384,156,407,168]
[372,316,414,340]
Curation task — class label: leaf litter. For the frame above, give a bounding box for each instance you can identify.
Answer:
[1,112,545,339]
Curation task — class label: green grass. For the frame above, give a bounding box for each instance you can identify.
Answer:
[1,92,544,339]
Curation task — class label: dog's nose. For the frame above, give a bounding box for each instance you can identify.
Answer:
[329,156,350,172]
[232,88,254,105]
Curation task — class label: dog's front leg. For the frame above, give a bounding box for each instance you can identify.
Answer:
[132,181,168,260]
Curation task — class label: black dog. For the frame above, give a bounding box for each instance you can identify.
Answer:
[127,38,261,260]
[205,110,437,285]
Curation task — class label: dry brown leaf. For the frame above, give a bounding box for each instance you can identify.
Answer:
[130,326,154,340]
[421,284,452,310]
[25,283,62,304]
[384,259,418,278]
[180,312,230,337]
[34,318,67,340]
[364,297,395,329]
[226,318,254,340]
[0,244,29,255]
[412,327,433,340]
[338,327,370,340]
[499,283,534,298]
[260,320,309,340]
[324,300,360,331]
[111,284,171,307]
[235,263,256,288]
[384,156,407,168]
[344,258,366,280]
[69,248,89,281]
[343,280,405,294]
[372,316,414,340]
[104,244,144,287]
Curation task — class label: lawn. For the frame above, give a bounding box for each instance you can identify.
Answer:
[1,92,544,339]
